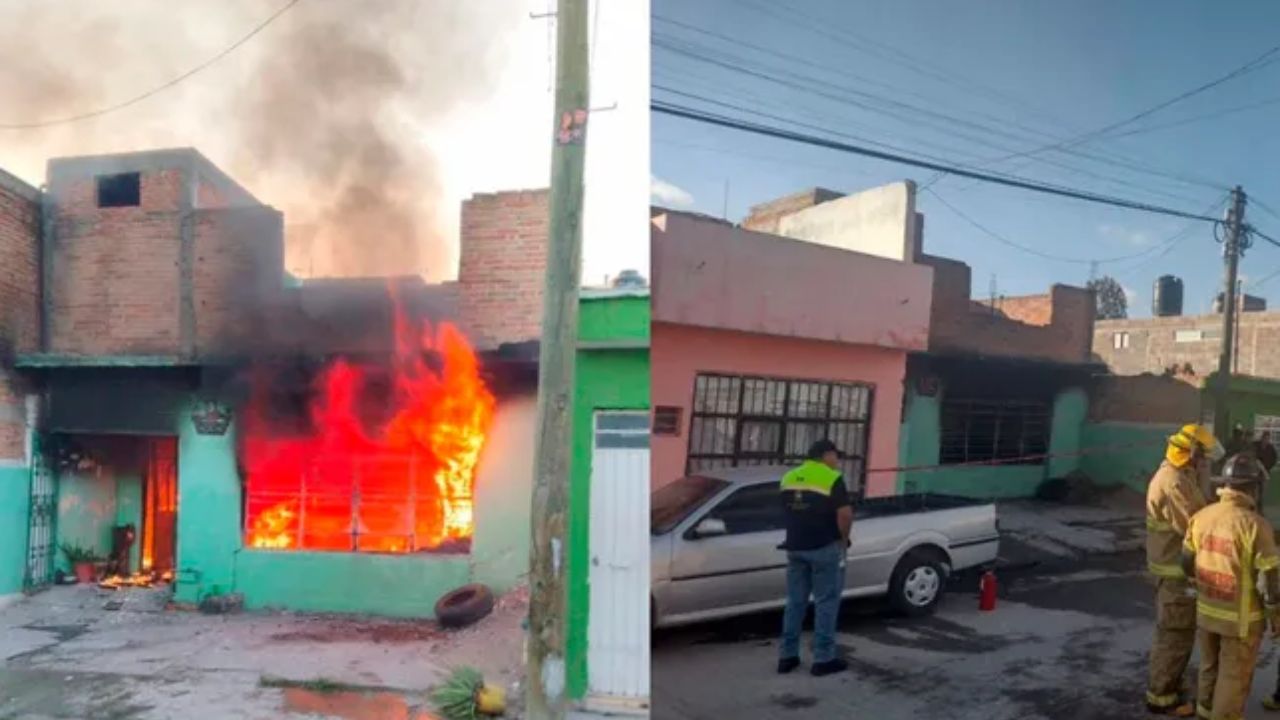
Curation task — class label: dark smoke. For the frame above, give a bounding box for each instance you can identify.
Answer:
[0,0,516,279]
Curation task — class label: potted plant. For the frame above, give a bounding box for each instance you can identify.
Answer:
[60,543,100,584]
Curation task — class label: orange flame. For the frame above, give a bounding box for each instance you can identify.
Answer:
[242,304,494,553]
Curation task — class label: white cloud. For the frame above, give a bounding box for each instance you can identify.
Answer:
[1122,285,1137,303]
[1098,223,1153,247]
[650,175,695,208]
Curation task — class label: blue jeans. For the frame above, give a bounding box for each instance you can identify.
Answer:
[779,541,846,663]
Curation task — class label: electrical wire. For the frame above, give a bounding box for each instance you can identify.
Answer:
[653,100,1225,223]
[654,18,1226,194]
[924,187,1200,265]
[0,0,304,129]
[654,33,1224,199]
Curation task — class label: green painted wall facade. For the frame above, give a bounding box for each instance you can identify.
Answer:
[1078,421,1174,493]
[115,471,143,573]
[235,551,471,616]
[173,407,241,604]
[0,465,30,596]
[566,291,650,701]
[55,468,118,572]
[897,383,1088,499]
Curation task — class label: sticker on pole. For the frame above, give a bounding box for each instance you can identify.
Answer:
[556,109,588,145]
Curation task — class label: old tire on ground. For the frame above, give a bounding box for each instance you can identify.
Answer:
[888,550,946,617]
[435,583,495,628]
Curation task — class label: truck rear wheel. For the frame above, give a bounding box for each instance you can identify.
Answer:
[888,550,945,617]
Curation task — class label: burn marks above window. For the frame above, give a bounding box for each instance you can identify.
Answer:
[96,172,141,208]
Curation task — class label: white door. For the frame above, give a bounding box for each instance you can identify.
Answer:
[588,411,650,702]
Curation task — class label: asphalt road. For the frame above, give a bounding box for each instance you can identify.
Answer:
[652,552,1280,720]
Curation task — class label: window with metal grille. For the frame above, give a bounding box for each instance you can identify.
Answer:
[686,373,872,495]
[939,399,1050,465]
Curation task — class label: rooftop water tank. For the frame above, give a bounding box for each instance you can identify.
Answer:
[1153,275,1183,317]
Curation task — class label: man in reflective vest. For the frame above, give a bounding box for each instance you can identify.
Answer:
[1147,424,1222,716]
[1181,453,1280,720]
[777,439,854,677]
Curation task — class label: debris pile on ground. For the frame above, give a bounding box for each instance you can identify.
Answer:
[198,592,244,615]
[1035,471,1143,511]
[997,501,1144,567]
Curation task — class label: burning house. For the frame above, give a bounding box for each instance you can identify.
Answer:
[0,148,547,618]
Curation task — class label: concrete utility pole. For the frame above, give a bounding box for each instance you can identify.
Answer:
[1214,186,1248,439]
[526,0,589,717]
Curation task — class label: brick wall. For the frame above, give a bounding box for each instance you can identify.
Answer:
[1095,311,1280,380]
[741,187,843,234]
[48,169,184,355]
[0,171,40,461]
[458,189,549,350]
[981,293,1053,327]
[1089,374,1202,423]
[192,207,284,355]
[0,170,39,359]
[923,255,1095,363]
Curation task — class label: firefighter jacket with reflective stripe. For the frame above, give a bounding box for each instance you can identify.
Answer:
[780,460,843,496]
[1146,460,1208,579]
[1184,488,1280,638]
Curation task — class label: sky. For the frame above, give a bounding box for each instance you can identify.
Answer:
[650,0,1280,318]
[0,0,648,286]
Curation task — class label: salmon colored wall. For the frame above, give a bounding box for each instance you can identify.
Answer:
[651,322,906,498]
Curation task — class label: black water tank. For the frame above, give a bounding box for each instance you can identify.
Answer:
[1153,275,1183,317]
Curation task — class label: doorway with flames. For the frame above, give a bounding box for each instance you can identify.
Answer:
[29,433,179,588]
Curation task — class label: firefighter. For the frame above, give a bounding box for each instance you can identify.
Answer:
[1147,424,1222,716]
[1182,453,1280,720]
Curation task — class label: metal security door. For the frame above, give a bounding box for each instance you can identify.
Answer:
[587,412,650,702]
[24,433,58,590]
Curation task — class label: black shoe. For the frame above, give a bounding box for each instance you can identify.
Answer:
[811,657,848,677]
[777,657,801,674]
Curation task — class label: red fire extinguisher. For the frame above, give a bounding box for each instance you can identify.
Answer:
[979,570,997,612]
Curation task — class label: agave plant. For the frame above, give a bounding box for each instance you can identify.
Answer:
[431,666,506,719]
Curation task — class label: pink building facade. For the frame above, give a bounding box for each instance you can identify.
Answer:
[650,212,933,498]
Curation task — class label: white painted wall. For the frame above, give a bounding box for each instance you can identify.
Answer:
[776,181,918,262]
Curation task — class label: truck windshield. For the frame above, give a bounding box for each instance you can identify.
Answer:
[651,475,729,535]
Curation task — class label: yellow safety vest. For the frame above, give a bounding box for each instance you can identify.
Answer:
[780,460,843,496]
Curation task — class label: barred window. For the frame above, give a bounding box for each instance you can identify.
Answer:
[940,399,1050,465]
[686,373,872,495]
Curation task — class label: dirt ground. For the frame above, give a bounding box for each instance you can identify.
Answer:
[0,582,530,719]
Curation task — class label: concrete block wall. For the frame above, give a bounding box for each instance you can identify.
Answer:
[458,189,549,350]
[741,187,843,235]
[1094,313,1280,380]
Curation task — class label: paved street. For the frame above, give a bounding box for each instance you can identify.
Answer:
[0,584,529,719]
[653,551,1280,720]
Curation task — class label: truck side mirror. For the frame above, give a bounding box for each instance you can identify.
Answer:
[692,517,727,538]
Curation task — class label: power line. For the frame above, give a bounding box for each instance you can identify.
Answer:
[654,32,1224,197]
[956,42,1280,167]
[0,0,304,130]
[655,18,1225,194]
[654,100,1224,224]
[924,187,1202,265]
[1102,94,1280,140]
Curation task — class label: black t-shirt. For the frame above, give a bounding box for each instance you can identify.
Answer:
[780,476,851,551]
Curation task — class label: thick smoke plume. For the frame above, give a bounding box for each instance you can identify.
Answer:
[0,0,516,279]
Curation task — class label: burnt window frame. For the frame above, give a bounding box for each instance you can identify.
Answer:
[96,172,142,208]
[686,372,873,497]
[939,398,1050,466]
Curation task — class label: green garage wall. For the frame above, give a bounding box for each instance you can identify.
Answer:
[0,465,30,597]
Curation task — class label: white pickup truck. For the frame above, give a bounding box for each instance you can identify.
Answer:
[650,465,1001,629]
